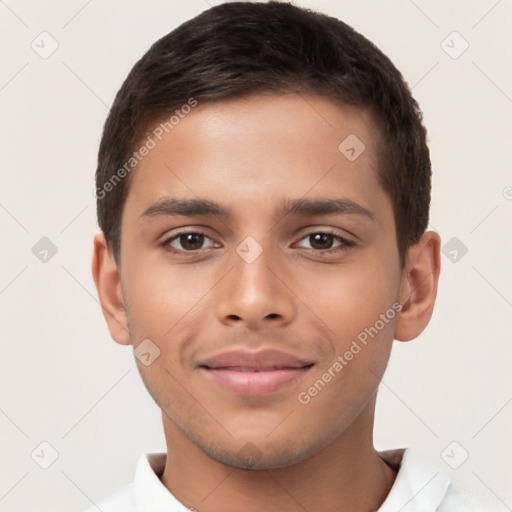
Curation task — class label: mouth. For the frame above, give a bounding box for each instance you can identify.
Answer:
[198,349,315,396]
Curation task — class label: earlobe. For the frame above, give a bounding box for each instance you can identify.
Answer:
[91,231,131,346]
[394,231,441,342]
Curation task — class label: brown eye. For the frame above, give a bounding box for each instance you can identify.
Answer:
[163,232,218,252]
[295,231,354,252]
[309,233,335,250]
[178,233,204,251]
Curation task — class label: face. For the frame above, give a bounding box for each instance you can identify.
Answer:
[118,93,404,469]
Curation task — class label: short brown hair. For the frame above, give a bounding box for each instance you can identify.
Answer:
[95,1,431,268]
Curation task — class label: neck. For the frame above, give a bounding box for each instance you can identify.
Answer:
[159,397,397,512]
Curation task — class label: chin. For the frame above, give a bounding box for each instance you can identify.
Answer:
[198,436,322,471]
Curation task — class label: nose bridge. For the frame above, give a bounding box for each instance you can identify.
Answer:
[235,237,275,293]
[215,235,294,326]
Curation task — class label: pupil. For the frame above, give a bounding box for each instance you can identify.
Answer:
[311,233,332,249]
[181,233,203,250]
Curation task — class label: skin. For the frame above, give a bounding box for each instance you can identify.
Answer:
[92,93,441,512]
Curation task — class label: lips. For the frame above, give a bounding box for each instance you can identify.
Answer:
[198,349,314,396]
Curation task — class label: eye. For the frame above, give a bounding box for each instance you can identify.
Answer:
[162,231,219,252]
[295,231,354,252]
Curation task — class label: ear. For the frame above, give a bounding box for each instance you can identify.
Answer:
[394,230,441,342]
[91,231,131,345]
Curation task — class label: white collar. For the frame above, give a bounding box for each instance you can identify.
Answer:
[132,448,453,511]
[377,448,451,510]
[134,452,183,511]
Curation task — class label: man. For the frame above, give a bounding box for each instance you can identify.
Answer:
[90,2,476,510]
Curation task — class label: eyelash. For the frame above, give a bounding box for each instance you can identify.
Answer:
[161,230,355,256]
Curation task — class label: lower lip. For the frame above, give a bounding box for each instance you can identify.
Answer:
[200,366,313,397]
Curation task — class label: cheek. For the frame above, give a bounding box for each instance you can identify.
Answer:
[123,260,213,338]
[297,257,399,402]
[296,256,399,341]
[296,315,394,427]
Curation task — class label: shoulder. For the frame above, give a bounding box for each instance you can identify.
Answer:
[437,481,483,511]
[437,476,491,512]
[82,483,135,512]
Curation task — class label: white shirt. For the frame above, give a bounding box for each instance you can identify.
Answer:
[84,448,478,511]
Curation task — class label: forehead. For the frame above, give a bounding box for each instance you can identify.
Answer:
[123,93,390,224]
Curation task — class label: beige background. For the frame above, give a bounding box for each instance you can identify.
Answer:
[0,0,511,510]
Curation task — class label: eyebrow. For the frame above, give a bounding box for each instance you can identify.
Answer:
[140,196,376,221]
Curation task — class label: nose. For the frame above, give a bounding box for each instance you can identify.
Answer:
[215,241,296,330]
